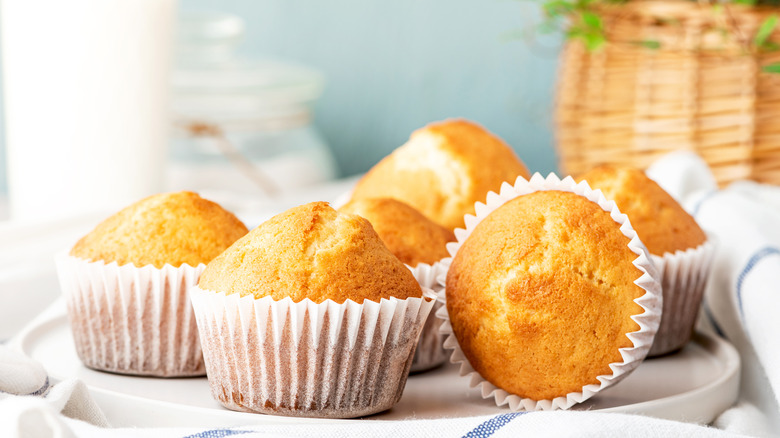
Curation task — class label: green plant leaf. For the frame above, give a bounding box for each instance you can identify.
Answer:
[582,11,603,30]
[734,0,757,5]
[584,32,606,50]
[762,62,780,73]
[765,42,780,51]
[755,15,778,49]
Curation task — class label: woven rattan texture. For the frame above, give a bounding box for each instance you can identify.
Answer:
[556,1,780,186]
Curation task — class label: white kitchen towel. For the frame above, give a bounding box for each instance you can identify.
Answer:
[4,151,780,437]
[647,152,780,434]
[0,344,109,434]
[56,411,743,438]
[0,343,49,396]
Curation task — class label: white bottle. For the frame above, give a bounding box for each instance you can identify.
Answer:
[1,0,177,220]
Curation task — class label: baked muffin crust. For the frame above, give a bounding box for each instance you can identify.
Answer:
[351,119,530,230]
[446,190,644,400]
[70,191,248,268]
[199,202,422,304]
[578,166,706,255]
[339,198,454,267]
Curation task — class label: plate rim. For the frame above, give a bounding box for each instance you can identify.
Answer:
[14,305,741,426]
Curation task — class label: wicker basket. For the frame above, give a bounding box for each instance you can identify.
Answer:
[555,0,780,186]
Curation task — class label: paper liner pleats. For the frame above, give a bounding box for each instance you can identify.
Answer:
[437,173,663,411]
[649,239,716,356]
[408,262,449,373]
[55,254,206,377]
[190,286,435,418]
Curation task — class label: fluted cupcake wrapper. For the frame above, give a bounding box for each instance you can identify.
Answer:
[189,286,436,419]
[648,239,716,356]
[408,261,449,373]
[437,172,663,411]
[55,254,206,377]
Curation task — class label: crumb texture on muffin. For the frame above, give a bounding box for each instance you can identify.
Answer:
[445,190,644,401]
[578,165,706,255]
[70,191,248,268]
[339,198,454,267]
[350,119,530,230]
[198,201,422,304]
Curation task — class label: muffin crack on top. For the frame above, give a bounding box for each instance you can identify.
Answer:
[198,201,423,304]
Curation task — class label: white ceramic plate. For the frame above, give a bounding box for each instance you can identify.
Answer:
[16,301,739,428]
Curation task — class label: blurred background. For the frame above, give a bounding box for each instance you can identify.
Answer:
[0,0,561,221]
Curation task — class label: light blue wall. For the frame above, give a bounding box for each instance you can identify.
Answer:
[0,1,561,193]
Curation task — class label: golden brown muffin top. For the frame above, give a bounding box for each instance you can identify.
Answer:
[199,202,423,304]
[350,119,530,231]
[577,166,706,255]
[339,198,455,267]
[70,191,248,268]
[446,190,644,401]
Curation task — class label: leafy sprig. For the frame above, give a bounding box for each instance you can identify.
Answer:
[540,0,780,60]
[542,0,626,50]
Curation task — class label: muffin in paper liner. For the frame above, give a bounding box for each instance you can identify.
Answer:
[408,261,449,373]
[55,254,206,377]
[436,172,663,411]
[189,286,436,418]
[648,238,716,356]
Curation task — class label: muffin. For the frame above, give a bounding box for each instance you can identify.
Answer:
[338,198,453,267]
[56,191,248,377]
[350,119,530,230]
[339,197,453,371]
[440,174,661,410]
[577,166,706,256]
[578,166,714,356]
[191,202,435,418]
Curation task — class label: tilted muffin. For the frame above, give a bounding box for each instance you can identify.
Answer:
[339,197,454,372]
[57,191,248,377]
[338,197,454,267]
[578,166,714,356]
[446,190,652,403]
[350,119,530,230]
[191,202,435,418]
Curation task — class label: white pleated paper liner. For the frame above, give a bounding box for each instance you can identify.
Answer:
[190,286,436,418]
[408,261,449,373]
[55,254,206,377]
[436,172,663,411]
[648,238,716,356]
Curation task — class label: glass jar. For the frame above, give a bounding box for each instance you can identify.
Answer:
[167,11,337,198]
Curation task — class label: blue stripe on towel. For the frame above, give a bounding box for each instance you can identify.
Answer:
[182,430,252,438]
[736,247,780,318]
[691,190,717,217]
[462,412,525,438]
